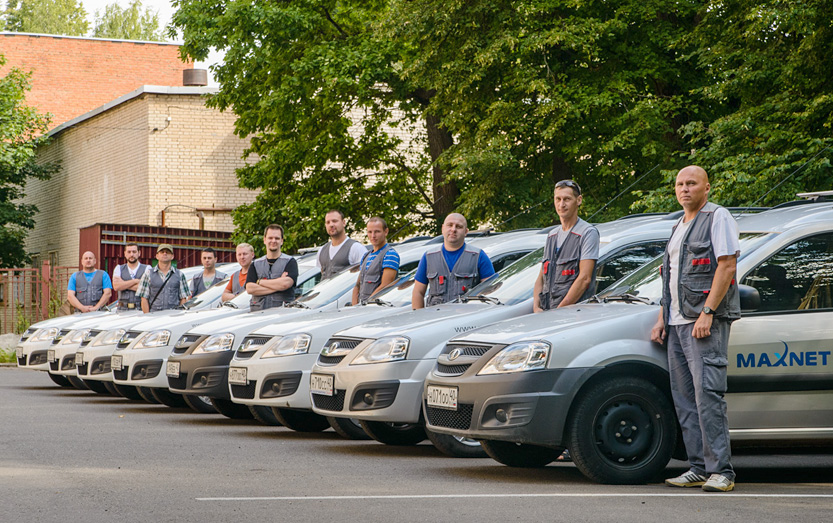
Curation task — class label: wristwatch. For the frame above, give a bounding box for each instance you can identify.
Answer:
[702,306,715,315]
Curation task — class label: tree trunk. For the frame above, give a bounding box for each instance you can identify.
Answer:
[425,112,458,233]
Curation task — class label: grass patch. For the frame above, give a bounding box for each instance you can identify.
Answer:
[0,348,16,363]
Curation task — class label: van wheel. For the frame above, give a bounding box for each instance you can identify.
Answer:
[66,375,89,390]
[426,429,487,458]
[249,405,282,425]
[112,383,143,400]
[359,421,426,446]
[568,377,676,484]
[137,387,161,404]
[211,398,254,419]
[183,394,217,413]
[480,440,563,467]
[47,373,72,388]
[151,388,188,408]
[272,408,330,432]
[82,379,110,395]
[327,417,371,440]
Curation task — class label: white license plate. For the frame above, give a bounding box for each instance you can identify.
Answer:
[228,367,247,385]
[111,355,123,371]
[426,385,458,410]
[74,352,84,366]
[310,373,334,396]
[166,361,180,378]
[47,349,55,362]
[16,347,23,359]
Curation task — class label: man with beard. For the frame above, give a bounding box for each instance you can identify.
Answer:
[112,243,149,310]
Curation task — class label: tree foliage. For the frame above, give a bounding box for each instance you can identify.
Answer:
[2,0,89,36]
[93,0,164,41]
[0,56,59,267]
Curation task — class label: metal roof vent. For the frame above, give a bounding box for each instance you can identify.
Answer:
[183,68,208,86]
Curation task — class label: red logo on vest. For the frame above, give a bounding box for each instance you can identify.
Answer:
[543,260,550,275]
[561,269,576,276]
[692,258,711,266]
[438,275,444,285]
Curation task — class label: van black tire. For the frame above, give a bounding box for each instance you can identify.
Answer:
[211,398,254,419]
[151,387,188,408]
[47,373,72,388]
[82,379,110,394]
[112,383,143,400]
[480,440,563,467]
[271,408,330,432]
[327,417,371,440]
[137,387,161,403]
[249,405,282,425]
[183,394,217,413]
[359,420,426,446]
[426,429,487,458]
[66,375,89,390]
[568,376,676,484]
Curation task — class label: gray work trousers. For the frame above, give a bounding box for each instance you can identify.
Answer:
[667,320,735,481]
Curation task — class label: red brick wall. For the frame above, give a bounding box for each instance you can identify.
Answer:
[0,33,192,129]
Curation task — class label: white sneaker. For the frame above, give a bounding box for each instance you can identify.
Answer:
[702,474,735,492]
[665,471,707,487]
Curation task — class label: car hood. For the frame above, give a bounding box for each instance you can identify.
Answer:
[124,306,248,332]
[249,304,402,337]
[187,306,318,336]
[334,302,496,340]
[450,302,658,346]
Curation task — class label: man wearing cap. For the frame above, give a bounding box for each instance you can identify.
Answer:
[533,179,600,313]
[352,217,400,305]
[136,244,190,313]
[412,213,495,309]
[67,251,113,313]
[190,247,227,297]
[222,243,255,302]
[317,209,367,280]
[111,243,148,310]
[246,224,298,310]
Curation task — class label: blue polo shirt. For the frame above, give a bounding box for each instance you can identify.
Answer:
[414,244,495,285]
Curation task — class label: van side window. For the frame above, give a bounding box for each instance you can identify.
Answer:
[743,233,833,312]
[595,241,667,293]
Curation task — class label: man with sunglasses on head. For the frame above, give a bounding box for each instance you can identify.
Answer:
[533,179,600,313]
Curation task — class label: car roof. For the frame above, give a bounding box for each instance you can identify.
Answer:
[733,202,833,233]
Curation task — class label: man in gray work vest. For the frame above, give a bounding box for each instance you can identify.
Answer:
[317,209,367,280]
[651,165,740,493]
[190,247,227,297]
[112,243,148,310]
[67,251,113,313]
[136,244,190,313]
[412,213,495,309]
[533,179,600,312]
[246,224,298,310]
[352,217,400,305]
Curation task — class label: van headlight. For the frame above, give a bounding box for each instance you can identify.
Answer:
[350,336,409,365]
[478,342,550,375]
[134,330,171,349]
[62,329,91,345]
[261,334,311,359]
[94,329,126,346]
[192,333,234,354]
[30,327,59,342]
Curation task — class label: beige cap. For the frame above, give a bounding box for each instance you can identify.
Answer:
[156,243,174,254]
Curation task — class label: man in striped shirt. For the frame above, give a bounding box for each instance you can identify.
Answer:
[351,217,400,305]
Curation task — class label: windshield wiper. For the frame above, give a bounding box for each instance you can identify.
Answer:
[460,294,502,305]
[602,293,654,305]
[364,298,394,307]
[222,301,238,309]
[286,301,309,309]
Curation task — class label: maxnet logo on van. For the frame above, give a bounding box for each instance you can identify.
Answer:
[737,342,832,368]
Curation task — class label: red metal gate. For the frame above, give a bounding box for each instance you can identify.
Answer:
[0,261,75,334]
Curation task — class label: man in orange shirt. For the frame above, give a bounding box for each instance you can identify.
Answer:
[222,243,255,302]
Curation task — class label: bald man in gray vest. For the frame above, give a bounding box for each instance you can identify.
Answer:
[67,251,113,313]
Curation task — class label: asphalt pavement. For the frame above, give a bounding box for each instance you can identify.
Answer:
[1,367,832,523]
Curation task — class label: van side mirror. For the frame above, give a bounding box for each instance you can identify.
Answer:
[738,284,760,312]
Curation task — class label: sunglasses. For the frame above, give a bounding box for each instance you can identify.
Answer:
[555,179,581,195]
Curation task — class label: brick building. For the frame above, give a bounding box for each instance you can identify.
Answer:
[25,85,258,267]
[0,32,191,129]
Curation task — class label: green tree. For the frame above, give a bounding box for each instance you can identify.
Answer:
[638,0,833,210]
[2,0,89,36]
[93,0,164,41]
[170,1,455,251]
[0,55,59,267]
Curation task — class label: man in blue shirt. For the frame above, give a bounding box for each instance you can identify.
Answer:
[67,251,113,313]
[412,213,495,309]
[352,217,400,305]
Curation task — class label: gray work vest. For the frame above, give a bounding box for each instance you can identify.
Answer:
[146,267,184,312]
[73,270,105,312]
[424,244,482,306]
[539,218,598,311]
[117,263,148,309]
[250,254,294,310]
[358,244,395,302]
[229,269,247,297]
[190,270,227,296]
[661,202,741,325]
[318,238,359,280]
